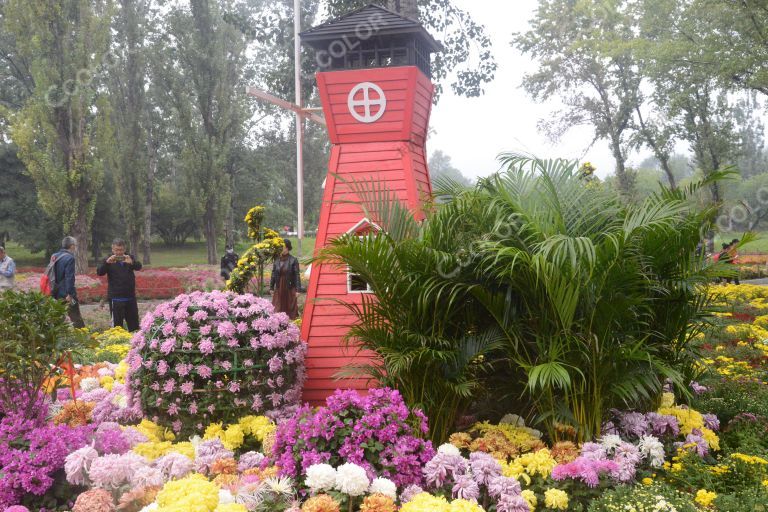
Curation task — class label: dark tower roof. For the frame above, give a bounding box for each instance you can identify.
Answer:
[300,4,442,54]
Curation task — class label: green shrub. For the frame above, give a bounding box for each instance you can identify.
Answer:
[714,487,768,512]
[0,290,89,415]
[692,380,768,424]
[319,156,722,441]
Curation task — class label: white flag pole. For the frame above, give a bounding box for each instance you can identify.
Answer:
[294,0,305,259]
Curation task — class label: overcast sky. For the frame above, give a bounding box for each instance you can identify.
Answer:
[428,0,648,180]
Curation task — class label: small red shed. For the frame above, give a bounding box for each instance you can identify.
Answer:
[299,4,442,404]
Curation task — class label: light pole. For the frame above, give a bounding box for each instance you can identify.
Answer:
[294,0,304,258]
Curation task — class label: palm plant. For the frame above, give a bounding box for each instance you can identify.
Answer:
[467,154,723,440]
[315,178,502,444]
[316,155,729,443]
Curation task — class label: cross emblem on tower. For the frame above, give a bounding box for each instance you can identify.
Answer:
[347,82,387,123]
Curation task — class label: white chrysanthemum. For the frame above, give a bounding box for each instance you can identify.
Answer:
[334,462,370,497]
[305,463,337,492]
[638,435,666,468]
[80,377,100,392]
[437,443,461,456]
[265,476,294,496]
[139,504,158,512]
[600,434,623,452]
[369,477,397,499]
[219,489,236,504]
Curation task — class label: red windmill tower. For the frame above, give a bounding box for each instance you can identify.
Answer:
[299,4,442,404]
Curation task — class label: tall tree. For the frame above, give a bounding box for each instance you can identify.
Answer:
[638,0,739,204]
[514,0,641,198]
[108,0,151,256]
[155,0,253,264]
[4,0,115,273]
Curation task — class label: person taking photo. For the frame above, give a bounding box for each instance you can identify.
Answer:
[97,238,143,332]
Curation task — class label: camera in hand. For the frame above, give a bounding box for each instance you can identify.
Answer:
[114,255,126,262]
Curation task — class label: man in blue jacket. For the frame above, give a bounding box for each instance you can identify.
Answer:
[53,236,85,328]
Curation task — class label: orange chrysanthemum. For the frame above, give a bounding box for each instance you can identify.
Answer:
[301,494,341,512]
[360,493,397,512]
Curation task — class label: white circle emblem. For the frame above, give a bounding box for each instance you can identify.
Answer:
[347,82,387,123]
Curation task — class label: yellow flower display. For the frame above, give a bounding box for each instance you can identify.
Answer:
[114,360,128,383]
[502,448,558,483]
[132,441,174,461]
[214,505,247,512]
[543,488,568,510]
[135,419,175,443]
[202,416,275,450]
[521,489,537,509]
[221,425,245,450]
[99,375,115,391]
[400,493,451,512]
[694,489,717,508]
[156,473,219,512]
[731,452,768,465]
[238,415,276,441]
[169,441,195,460]
[449,499,485,512]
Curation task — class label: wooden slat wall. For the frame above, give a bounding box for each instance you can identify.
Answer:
[301,66,434,404]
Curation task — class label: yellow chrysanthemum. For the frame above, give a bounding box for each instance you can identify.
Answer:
[221,425,245,450]
[156,473,219,512]
[135,419,175,443]
[400,493,451,512]
[238,415,276,441]
[99,375,115,391]
[543,488,568,510]
[521,489,537,509]
[169,441,195,460]
[449,499,485,512]
[204,422,225,441]
[731,452,768,465]
[214,505,247,512]
[133,441,173,461]
[114,360,128,383]
[694,489,717,508]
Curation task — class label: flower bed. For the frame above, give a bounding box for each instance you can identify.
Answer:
[5,284,768,511]
[13,266,221,303]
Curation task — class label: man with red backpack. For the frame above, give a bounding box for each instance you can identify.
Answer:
[49,236,85,328]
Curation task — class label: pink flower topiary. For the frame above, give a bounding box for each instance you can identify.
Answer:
[126,291,306,437]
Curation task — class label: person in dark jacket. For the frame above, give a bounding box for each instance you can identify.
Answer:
[96,238,143,331]
[53,236,85,328]
[220,247,239,281]
[269,239,301,319]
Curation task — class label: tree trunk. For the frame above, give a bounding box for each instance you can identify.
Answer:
[204,205,217,265]
[225,170,235,249]
[72,210,89,274]
[610,136,633,199]
[634,105,676,189]
[658,155,676,190]
[143,132,157,265]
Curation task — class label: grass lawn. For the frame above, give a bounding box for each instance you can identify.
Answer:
[5,237,317,268]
